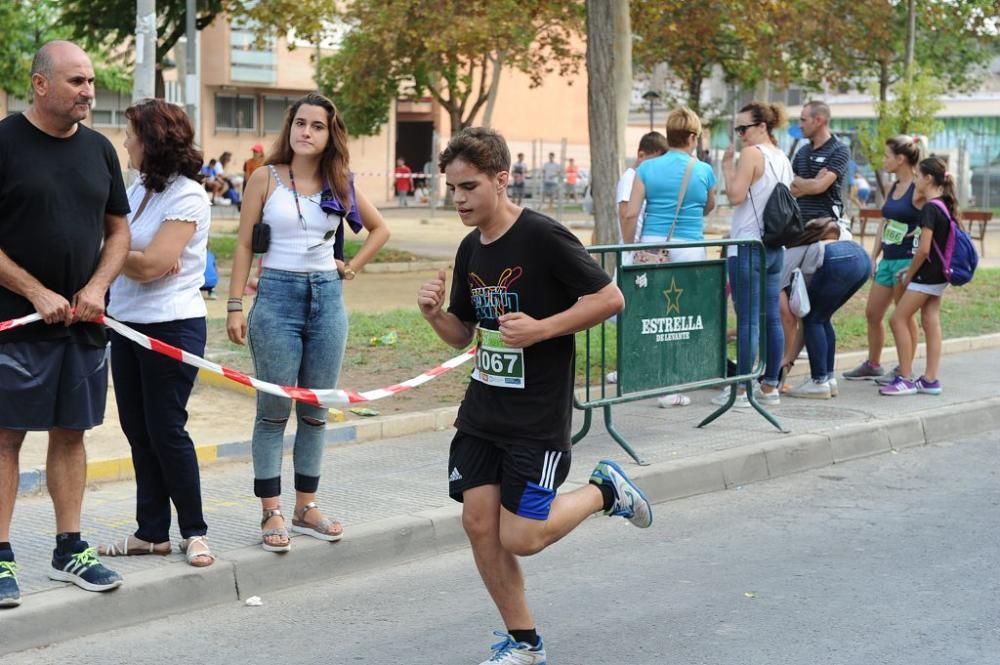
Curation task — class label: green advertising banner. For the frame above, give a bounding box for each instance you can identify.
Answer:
[618,260,727,394]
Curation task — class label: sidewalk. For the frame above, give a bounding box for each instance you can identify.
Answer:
[3,346,999,653]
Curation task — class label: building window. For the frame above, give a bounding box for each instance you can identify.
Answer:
[230,20,277,84]
[263,95,293,133]
[215,94,257,131]
[92,89,128,127]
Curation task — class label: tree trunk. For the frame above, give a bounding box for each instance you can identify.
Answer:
[586,0,625,249]
[481,53,504,128]
[612,1,632,167]
[904,0,916,85]
[686,72,703,116]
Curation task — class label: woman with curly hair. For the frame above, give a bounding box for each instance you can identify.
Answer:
[97,98,214,567]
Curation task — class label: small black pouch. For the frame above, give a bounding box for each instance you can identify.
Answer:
[251,222,271,254]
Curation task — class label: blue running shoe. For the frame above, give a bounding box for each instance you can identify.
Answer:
[590,459,653,528]
[0,557,20,608]
[49,541,123,592]
[478,631,547,665]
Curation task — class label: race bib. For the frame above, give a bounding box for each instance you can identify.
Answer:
[882,220,908,245]
[472,326,525,389]
[912,227,922,249]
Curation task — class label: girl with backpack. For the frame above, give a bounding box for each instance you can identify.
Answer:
[880,156,955,396]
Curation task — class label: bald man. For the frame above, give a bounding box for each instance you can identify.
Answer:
[0,41,131,607]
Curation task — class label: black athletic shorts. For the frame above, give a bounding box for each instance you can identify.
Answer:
[448,431,572,521]
[0,339,108,431]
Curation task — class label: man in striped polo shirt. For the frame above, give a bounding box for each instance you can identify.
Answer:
[791,101,851,222]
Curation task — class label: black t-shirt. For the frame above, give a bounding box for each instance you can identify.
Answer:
[913,201,952,285]
[792,136,850,222]
[0,114,130,346]
[448,209,612,451]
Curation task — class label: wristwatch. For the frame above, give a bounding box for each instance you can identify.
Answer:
[341,264,356,280]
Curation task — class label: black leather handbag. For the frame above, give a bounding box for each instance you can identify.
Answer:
[251,222,270,254]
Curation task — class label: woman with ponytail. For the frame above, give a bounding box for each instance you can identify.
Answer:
[843,136,923,385]
[719,102,793,407]
[226,93,390,550]
[880,155,955,397]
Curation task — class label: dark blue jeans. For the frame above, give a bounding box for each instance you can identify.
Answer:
[110,317,207,542]
[803,241,871,381]
[728,245,784,386]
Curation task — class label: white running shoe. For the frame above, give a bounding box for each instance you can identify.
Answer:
[605,371,617,384]
[590,459,652,528]
[479,632,547,664]
[787,378,832,400]
[828,377,839,397]
[754,387,780,406]
[710,388,750,408]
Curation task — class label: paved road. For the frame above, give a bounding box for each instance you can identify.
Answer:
[7,433,999,664]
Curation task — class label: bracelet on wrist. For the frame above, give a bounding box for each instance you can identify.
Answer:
[227,305,244,312]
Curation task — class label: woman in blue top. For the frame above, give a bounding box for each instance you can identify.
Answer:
[624,106,716,262]
[842,136,923,384]
[623,106,715,408]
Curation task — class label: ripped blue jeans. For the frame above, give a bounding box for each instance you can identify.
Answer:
[248,268,348,497]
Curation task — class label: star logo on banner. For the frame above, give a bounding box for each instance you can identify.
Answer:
[662,277,683,314]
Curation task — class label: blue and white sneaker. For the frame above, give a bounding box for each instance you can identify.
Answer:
[479,631,547,665]
[0,557,20,608]
[49,541,123,592]
[590,459,653,528]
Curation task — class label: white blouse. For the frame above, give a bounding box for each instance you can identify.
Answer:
[109,175,211,323]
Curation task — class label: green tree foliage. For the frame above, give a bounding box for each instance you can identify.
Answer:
[630,0,805,116]
[315,0,584,137]
[777,0,997,102]
[632,0,997,116]
[858,70,945,196]
[0,0,129,99]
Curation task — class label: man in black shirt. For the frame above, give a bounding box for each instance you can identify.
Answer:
[417,128,651,665]
[791,101,851,222]
[0,41,130,607]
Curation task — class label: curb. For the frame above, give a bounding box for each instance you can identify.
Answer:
[16,405,460,496]
[6,396,998,655]
[16,334,1000,496]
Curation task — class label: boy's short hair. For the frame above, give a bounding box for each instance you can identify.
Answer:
[439,127,511,176]
[638,131,668,156]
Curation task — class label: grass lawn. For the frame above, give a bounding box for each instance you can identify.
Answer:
[202,268,1000,394]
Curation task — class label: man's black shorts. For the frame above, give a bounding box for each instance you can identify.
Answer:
[448,431,571,521]
[0,339,108,431]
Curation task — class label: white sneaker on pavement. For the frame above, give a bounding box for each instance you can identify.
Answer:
[479,632,547,665]
[710,388,750,408]
[787,378,832,400]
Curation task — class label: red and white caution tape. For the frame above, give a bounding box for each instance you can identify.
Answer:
[4,313,474,408]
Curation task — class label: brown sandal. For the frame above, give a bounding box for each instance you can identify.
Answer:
[261,507,291,553]
[97,534,171,557]
[291,502,343,542]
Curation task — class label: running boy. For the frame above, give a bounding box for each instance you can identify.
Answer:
[417,127,652,664]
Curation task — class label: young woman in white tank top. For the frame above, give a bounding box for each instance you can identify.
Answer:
[226,94,390,553]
